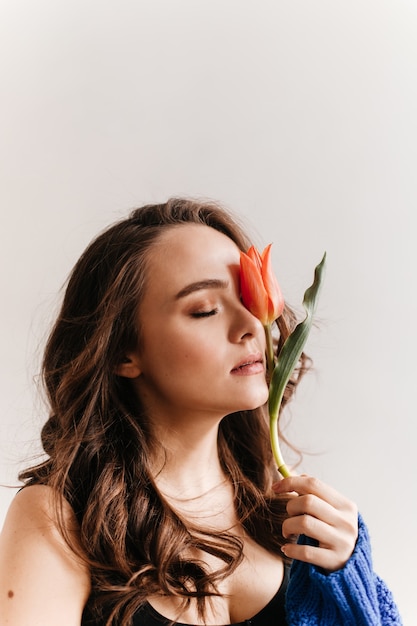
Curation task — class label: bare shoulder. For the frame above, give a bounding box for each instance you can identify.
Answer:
[0,484,91,626]
[2,483,66,525]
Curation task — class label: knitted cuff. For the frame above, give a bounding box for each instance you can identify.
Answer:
[286,513,401,625]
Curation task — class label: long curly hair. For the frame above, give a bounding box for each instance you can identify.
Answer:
[19,198,309,625]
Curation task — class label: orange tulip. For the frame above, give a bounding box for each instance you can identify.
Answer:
[241,244,326,478]
[240,244,284,326]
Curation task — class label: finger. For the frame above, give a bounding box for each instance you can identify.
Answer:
[282,507,358,572]
[281,541,350,572]
[274,475,354,511]
[286,493,340,527]
[282,512,341,545]
[286,493,358,543]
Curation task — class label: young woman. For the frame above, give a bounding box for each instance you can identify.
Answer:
[0,199,401,625]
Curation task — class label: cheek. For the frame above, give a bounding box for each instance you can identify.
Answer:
[140,318,227,385]
[142,331,208,375]
[169,341,217,374]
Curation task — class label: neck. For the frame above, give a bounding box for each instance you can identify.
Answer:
[150,415,226,499]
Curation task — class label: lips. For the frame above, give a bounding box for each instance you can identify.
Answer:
[231,353,264,374]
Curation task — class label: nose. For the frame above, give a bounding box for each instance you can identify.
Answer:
[229,300,264,343]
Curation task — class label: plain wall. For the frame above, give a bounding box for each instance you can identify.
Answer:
[1,1,415,623]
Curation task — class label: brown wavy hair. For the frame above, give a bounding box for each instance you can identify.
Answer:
[19,198,309,625]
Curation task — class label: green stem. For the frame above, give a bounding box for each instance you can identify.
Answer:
[270,393,291,478]
[264,324,275,378]
[265,323,290,477]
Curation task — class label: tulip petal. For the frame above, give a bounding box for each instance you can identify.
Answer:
[239,251,269,324]
[261,245,285,321]
[247,245,263,270]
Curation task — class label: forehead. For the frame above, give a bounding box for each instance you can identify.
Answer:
[146,223,240,291]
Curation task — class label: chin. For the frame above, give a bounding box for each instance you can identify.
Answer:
[235,390,269,412]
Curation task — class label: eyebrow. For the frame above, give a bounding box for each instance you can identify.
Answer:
[175,279,229,299]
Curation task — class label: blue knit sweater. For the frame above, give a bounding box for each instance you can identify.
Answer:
[285,514,402,625]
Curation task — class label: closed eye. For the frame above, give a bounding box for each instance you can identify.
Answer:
[191,309,218,318]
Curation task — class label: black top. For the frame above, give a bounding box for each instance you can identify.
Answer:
[132,567,289,626]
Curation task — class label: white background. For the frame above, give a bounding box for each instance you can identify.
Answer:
[0,1,415,623]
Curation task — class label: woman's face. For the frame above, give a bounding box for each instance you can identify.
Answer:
[128,223,268,428]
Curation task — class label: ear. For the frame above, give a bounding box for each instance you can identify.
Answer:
[115,353,142,379]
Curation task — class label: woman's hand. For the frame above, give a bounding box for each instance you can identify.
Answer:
[273,475,358,572]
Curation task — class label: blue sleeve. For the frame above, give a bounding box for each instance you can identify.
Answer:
[285,513,402,626]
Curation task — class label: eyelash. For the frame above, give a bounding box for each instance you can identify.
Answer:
[191,309,218,318]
